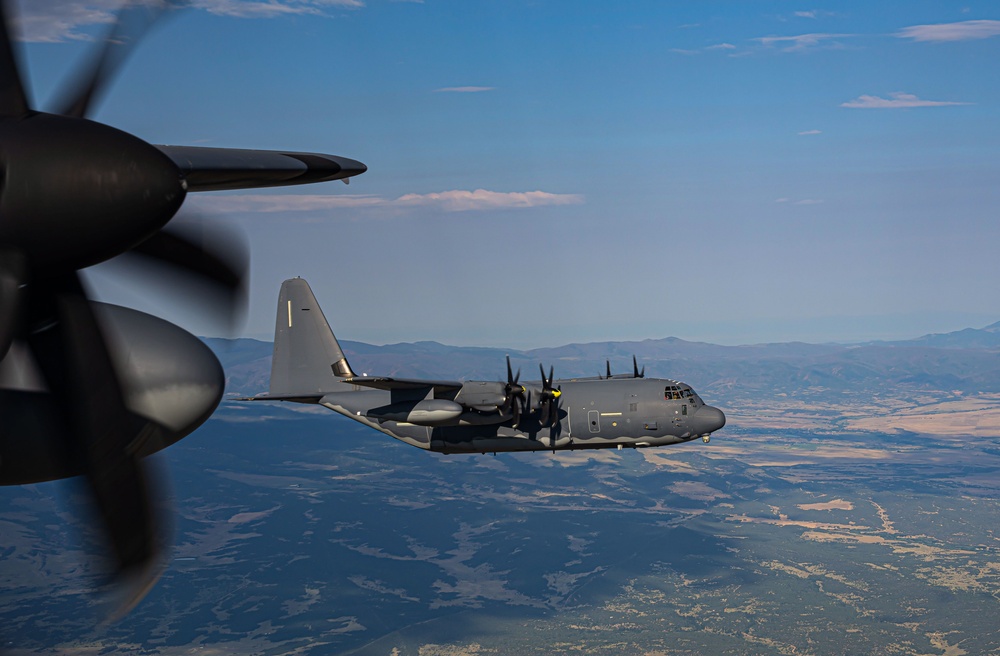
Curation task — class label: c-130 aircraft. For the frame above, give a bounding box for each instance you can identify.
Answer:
[246,278,726,454]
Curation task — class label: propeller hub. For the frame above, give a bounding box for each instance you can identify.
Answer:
[0,113,186,274]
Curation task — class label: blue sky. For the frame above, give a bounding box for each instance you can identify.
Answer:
[15,1,1000,346]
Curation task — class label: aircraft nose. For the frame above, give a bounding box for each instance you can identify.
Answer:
[692,405,726,435]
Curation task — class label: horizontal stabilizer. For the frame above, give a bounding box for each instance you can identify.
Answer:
[156,146,366,192]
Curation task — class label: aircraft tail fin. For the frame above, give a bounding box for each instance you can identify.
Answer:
[269,277,355,397]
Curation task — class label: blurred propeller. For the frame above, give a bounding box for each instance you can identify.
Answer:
[55,0,181,119]
[111,220,249,332]
[0,0,229,613]
[0,0,28,117]
[0,0,362,615]
[0,248,25,360]
[25,273,167,611]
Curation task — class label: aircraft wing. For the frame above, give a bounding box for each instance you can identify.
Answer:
[239,393,325,403]
[155,146,367,192]
[344,376,464,395]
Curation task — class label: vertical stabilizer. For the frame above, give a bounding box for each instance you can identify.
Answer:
[269,278,355,396]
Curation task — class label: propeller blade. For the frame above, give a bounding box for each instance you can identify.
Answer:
[0,249,26,359]
[0,0,29,117]
[536,363,560,427]
[606,360,612,379]
[25,274,165,596]
[502,355,526,426]
[500,390,513,418]
[549,384,562,443]
[113,222,248,332]
[55,0,179,119]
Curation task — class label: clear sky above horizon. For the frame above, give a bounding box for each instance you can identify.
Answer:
[15,0,1000,347]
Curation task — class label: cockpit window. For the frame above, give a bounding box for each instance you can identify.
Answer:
[664,385,682,400]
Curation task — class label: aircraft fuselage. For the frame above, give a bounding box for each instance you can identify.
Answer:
[317,376,724,454]
[248,278,726,455]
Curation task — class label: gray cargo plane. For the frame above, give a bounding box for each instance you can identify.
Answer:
[246,278,726,454]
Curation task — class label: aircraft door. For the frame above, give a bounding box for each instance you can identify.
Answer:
[588,410,600,433]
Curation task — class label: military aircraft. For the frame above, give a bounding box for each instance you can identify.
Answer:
[0,0,365,595]
[246,278,726,453]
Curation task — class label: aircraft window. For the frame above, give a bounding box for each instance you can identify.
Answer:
[682,405,687,415]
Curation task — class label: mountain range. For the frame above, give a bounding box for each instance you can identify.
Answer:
[208,321,1000,401]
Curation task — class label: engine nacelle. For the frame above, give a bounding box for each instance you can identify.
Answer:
[0,303,224,485]
[453,381,507,409]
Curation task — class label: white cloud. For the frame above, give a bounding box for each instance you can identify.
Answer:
[792,10,835,20]
[756,32,852,52]
[12,0,362,42]
[897,19,1000,42]
[671,43,737,56]
[775,197,823,205]
[194,195,384,212]
[798,129,822,135]
[433,86,495,93]
[192,190,584,214]
[192,0,363,18]
[395,189,583,212]
[190,1,320,18]
[12,0,118,42]
[840,92,971,109]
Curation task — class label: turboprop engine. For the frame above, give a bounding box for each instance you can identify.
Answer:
[453,381,509,411]
[0,304,224,485]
